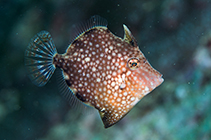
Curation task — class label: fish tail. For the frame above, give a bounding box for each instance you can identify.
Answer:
[25,31,57,87]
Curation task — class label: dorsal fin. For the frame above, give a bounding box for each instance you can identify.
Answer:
[123,24,137,47]
[71,15,108,42]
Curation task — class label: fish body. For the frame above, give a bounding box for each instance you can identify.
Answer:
[25,16,164,128]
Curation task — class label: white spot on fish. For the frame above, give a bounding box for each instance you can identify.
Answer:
[126,71,131,76]
[73,52,78,56]
[123,92,127,96]
[92,67,96,72]
[131,97,135,101]
[97,78,101,82]
[109,46,113,50]
[145,86,149,91]
[111,82,115,87]
[108,55,111,60]
[85,57,90,62]
[114,93,118,97]
[79,84,82,87]
[100,53,104,57]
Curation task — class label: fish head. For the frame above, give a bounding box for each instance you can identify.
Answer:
[99,25,164,128]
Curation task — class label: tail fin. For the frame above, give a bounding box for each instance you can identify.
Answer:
[25,31,57,86]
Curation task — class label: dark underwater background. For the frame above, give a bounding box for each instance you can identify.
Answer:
[1,0,211,139]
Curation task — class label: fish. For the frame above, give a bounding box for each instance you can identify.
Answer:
[25,15,164,128]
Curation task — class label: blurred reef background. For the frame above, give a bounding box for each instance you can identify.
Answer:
[1,0,211,139]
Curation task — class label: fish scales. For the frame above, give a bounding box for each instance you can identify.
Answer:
[25,16,164,128]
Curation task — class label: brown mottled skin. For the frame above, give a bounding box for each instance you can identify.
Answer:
[53,26,163,128]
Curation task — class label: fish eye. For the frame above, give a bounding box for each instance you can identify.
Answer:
[127,58,140,70]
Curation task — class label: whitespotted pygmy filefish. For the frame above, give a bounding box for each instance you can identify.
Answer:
[25,16,164,128]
